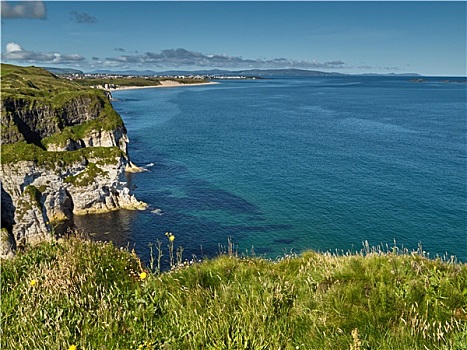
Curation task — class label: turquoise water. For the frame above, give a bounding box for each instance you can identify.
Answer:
[75,77,466,262]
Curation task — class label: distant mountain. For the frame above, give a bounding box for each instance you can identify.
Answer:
[93,69,160,76]
[153,68,346,77]
[90,68,346,77]
[360,73,421,77]
[89,68,420,78]
[230,69,345,77]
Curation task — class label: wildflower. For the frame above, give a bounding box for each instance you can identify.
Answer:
[29,279,37,287]
[165,231,175,242]
[68,345,77,350]
[139,271,147,280]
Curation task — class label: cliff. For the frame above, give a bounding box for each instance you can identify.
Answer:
[0,64,146,257]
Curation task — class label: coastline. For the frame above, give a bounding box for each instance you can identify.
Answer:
[109,80,219,91]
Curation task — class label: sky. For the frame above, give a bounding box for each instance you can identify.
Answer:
[1,1,466,76]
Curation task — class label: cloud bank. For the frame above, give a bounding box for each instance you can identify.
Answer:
[2,42,85,64]
[104,48,346,70]
[1,1,46,19]
[2,42,351,71]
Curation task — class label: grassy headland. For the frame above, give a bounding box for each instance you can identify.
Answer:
[1,236,465,349]
[1,64,124,149]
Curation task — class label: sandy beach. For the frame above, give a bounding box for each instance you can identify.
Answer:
[109,80,219,91]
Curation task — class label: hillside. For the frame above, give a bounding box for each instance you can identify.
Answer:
[1,237,466,349]
[0,64,145,258]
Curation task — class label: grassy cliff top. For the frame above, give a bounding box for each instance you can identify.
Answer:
[1,64,125,160]
[1,63,206,93]
[0,142,124,166]
[1,63,87,98]
[1,236,466,349]
[1,64,113,111]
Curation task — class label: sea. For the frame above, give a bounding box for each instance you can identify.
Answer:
[72,76,467,264]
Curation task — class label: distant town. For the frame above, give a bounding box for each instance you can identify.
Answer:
[52,71,260,90]
[60,72,260,82]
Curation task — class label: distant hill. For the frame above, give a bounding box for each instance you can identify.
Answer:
[154,68,347,77]
[361,72,421,77]
[42,66,84,76]
[91,68,346,77]
[93,69,161,76]
[231,69,346,77]
[91,68,421,77]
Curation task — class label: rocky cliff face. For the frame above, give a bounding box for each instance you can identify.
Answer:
[1,151,145,249]
[0,64,146,258]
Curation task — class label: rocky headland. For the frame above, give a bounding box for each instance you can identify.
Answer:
[1,64,146,258]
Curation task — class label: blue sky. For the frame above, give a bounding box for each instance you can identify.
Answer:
[1,1,466,76]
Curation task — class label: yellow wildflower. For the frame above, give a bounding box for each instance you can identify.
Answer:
[139,271,147,280]
[29,279,37,287]
[169,234,175,242]
[68,345,77,350]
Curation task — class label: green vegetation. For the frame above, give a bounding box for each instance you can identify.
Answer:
[1,236,466,349]
[64,163,109,187]
[1,142,124,167]
[1,64,87,97]
[75,76,207,88]
[23,185,43,209]
[75,77,162,88]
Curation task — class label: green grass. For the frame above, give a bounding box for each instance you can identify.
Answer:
[1,64,86,96]
[0,142,124,167]
[64,163,109,187]
[1,236,466,349]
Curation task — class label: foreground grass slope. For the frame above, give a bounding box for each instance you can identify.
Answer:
[1,237,466,349]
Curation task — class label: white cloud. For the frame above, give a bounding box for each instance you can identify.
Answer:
[1,1,46,19]
[6,42,23,53]
[2,42,85,64]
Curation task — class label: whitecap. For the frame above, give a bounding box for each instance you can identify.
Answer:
[151,208,163,215]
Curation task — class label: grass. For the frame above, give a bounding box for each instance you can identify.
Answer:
[0,64,86,96]
[1,236,466,349]
[0,142,124,167]
[64,163,109,187]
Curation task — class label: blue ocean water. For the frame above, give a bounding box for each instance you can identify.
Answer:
[74,76,467,262]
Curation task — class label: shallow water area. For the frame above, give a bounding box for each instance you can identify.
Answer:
[73,76,467,263]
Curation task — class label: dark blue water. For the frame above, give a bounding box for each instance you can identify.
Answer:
[74,77,467,262]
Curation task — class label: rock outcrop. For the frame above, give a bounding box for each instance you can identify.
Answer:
[0,64,146,258]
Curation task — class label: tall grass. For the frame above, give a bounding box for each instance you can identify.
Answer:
[1,236,466,349]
